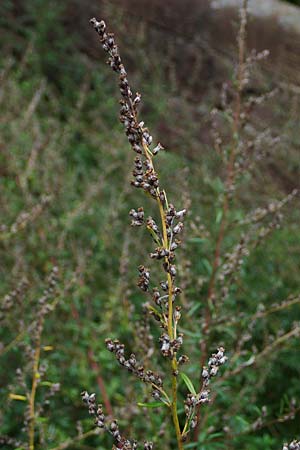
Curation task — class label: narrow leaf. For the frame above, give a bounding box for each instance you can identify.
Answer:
[9,393,27,401]
[137,401,165,409]
[42,345,53,351]
[180,372,197,395]
[216,209,223,225]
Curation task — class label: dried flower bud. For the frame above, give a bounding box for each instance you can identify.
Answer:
[178,355,189,365]
[137,265,150,291]
[173,222,184,235]
[152,143,164,155]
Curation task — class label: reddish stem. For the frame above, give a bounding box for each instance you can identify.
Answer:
[87,348,113,416]
[193,2,247,442]
[71,304,113,416]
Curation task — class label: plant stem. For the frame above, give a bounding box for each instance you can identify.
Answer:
[171,358,183,450]
[194,1,248,442]
[158,191,183,450]
[142,140,183,449]
[28,317,43,450]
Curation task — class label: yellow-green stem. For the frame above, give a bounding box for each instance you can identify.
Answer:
[157,194,183,450]
[171,357,183,450]
[142,138,183,449]
[28,319,42,450]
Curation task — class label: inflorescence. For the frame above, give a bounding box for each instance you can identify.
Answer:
[283,442,300,450]
[183,347,227,439]
[82,391,153,450]
[86,17,227,449]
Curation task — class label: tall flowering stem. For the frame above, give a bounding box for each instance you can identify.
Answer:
[89,17,183,447]
[87,18,226,449]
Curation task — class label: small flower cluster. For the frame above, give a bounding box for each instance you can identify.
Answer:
[233,128,280,177]
[256,213,283,242]
[0,436,23,448]
[129,207,144,227]
[131,156,161,198]
[89,18,163,201]
[150,247,170,260]
[241,189,298,225]
[81,391,153,450]
[105,339,164,398]
[218,235,249,300]
[283,441,300,450]
[0,278,29,322]
[149,204,186,306]
[146,217,160,237]
[37,266,59,317]
[137,265,150,292]
[166,204,186,233]
[160,205,186,270]
[203,347,227,382]
[0,195,51,238]
[183,348,227,438]
[159,333,184,358]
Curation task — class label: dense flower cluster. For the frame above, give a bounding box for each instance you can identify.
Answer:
[129,207,144,227]
[0,195,51,238]
[105,339,164,397]
[183,347,227,438]
[90,18,163,201]
[159,333,183,358]
[137,265,151,292]
[283,441,300,450]
[82,391,153,450]
[0,278,29,321]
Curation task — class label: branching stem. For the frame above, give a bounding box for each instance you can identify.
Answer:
[194,0,248,442]
[142,141,183,450]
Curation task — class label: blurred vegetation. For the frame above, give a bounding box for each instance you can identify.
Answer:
[0,1,299,449]
[286,0,300,5]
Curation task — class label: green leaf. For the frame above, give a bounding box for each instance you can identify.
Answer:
[202,259,212,275]
[40,381,53,386]
[137,401,165,408]
[186,302,202,317]
[183,443,198,448]
[234,415,250,432]
[216,209,223,225]
[9,393,27,401]
[207,432,224,440]
[180,372,197,395]
[36,416,48,423]
[146,226,161,246]
[179,327,202,338]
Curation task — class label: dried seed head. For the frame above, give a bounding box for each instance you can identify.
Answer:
[137,266,150,292]
[152,142,164,155]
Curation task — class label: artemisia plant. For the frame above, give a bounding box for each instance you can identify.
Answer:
[81,16,227,450]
